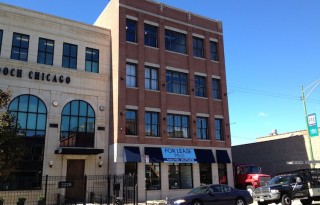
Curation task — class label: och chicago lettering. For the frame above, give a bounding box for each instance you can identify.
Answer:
[0,67,71,84]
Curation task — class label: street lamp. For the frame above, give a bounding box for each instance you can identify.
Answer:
[301,79,320,168]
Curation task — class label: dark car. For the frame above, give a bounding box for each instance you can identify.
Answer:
[166,184,253,205]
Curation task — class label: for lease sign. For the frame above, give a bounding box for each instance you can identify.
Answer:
[161,147,197,163]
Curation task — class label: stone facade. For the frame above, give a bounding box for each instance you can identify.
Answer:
[0,3,111,177]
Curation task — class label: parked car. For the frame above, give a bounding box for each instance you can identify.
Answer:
[166,184,253,205]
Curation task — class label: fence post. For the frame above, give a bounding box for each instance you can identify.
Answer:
[44,175,48,204]
[107,175,111,205]
[83,175,87,205]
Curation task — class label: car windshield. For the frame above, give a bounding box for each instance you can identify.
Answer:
[268,175,291,185]
[188,186,208,194]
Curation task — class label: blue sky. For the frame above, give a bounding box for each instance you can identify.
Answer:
[2,0,320,145]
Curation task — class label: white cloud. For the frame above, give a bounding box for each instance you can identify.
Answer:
[258,112,267,118]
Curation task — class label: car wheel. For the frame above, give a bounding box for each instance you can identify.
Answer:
[235,198,246,205]
[300,198,312,205]
[246,185,254,196]
[191,200,202,205]
[281,194,292,205]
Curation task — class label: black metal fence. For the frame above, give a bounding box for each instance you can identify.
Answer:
[0,174,137,205]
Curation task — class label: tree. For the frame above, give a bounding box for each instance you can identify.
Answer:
[0,89,25,177]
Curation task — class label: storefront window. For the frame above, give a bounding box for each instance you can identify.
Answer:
[199,164,212,185]
[168,163,192,189]
[218,163,228,184]
[145,163,161,190]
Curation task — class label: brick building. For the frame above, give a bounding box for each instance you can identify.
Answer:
[0,0,232,202]
[232,129,320,177]
[95,0,232,201]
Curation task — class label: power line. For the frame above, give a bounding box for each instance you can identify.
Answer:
[228,85,320,104]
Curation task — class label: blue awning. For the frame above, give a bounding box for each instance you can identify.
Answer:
[124,146,141,162]
[145,147,164,163]
[216,150,231,163]
[194,149,215,163]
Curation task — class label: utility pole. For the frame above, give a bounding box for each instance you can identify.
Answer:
[301,79,320,168]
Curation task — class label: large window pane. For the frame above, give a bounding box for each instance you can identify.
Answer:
[85,47,99,73]
[166,70,188,95]
[126,19,137,43]
[11,33,30,61]
[7,95,47,190]
[146,163,161,190]
[126,110,137,135]
[167,114,190,138]
[165,29,186,54]
[144,24,158,48]
[37,38,54,65]
[60,100,95,147]
[169,164,193,189]
[62,43,77,69]
[200,164,212,185]
[126,63,137,87]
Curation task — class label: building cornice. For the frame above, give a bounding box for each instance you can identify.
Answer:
[119,3,223,36]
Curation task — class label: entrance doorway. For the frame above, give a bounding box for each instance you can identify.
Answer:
[66,159,85,202]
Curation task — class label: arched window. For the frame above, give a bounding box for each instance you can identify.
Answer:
[6,95,47,190]
[8,95,47,137]
[60,100,95,147]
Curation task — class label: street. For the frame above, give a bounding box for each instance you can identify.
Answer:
[251,200,320,205]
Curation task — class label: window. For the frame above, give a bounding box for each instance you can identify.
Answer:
[144,24,158,47]
[195,75,206,97]
[126,63,137,88]
[197,117,208,139]
[125,162,137,189]
[215,118,224,141]
[7,95,47,190]
[146,163,161,190]
[0,30,3,54]
[60,100,95,147]
[218,163,228,184]
[126,19,137,43]
[193,37,204,58]
[165,29,186,54]
[37,38,54,65]
[200,164,212,185]
[85,47,99,73]
[126,110,137,135]
[11,33,29,61]
[145,66,158,90]
[212,78,221,99]
[168,163,193,189]
[210,41,218,61]
[145,112,159,137]
[8,95,47,137]
[62,43,77,69]
[167,114,190,138]
[166,70,188,95]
